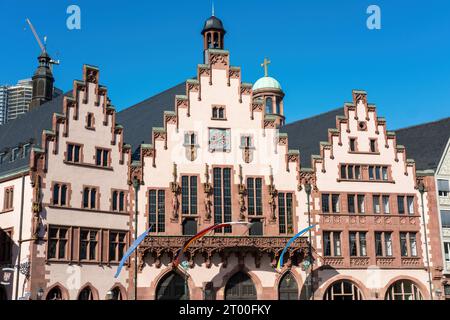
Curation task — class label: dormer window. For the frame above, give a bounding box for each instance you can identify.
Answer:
[22,144,30,158]
[0,153,5,164]
[10,148,19,162]
[212,105,226,120]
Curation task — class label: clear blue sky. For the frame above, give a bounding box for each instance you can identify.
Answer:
[1,0,449,129]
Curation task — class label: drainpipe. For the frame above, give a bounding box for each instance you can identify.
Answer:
[14,174,26,300]
[132,177,140,301]
[418,182,434,300]
[305,183,314,300]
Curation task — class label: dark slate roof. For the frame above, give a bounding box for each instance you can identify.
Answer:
[202,16,226,34]
[280,108,343,168]
[0,93,65,176]
[395,117,450,171]
[116,82,186,151]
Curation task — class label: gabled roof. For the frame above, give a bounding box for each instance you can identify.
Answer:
[395,117,450,171]
[116,82,186,151]
[0,94,66,176]
[280,108,343,168]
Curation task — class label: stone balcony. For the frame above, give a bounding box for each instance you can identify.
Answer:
[137,236,309,270]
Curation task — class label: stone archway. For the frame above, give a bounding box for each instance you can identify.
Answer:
[155,271,189,300]
[224,272,257,300]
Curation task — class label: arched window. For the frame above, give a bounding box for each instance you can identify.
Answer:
[207,33,212,48]
[110,287,123,300]
[324,280,363,300]
[78,287,94,300]
[213,32,219,48]
[46,287,63,300]
[279,272,298,300]
[156,272,188,300]
[225,272,257,300]
[265,97,273,114]
[385,280,423,300]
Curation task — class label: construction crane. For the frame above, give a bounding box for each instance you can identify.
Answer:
[25,18,60,69]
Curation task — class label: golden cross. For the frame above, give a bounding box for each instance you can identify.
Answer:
[261,57,271,77]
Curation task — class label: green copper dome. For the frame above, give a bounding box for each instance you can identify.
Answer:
[252,76,282,91]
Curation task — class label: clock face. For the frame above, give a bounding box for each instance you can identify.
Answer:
[209,128,231,152]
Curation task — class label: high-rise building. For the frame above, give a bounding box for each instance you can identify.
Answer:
[0,86,7,125]
[5,79,33,122]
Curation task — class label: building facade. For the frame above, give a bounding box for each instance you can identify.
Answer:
[0,86,7,125]
[6,79,33,123]
[0,15,447,300]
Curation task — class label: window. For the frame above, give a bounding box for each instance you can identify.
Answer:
[400,232,418,257]
[382,195,390,214]
[397,196,405,214]
[78,287,94,300]
[349,232,367,257]
[182,218,197,236]
[340,165,362,180]
[52,183,68,207]
[322,194,330,213]
[385,280,423,300]
[331,194,340,213]
[11,147,19,162]
[444,242,450,262]
[46,287,63,300]
[322,194,340,213]
[438,180,450,197]
[247,178,262,216]
[209,128,231,152]
[278,272,298,300]
[95,148,110,167]
[79,229,98,261]
[357,195,365,214]
[369,166,389,181]
[86,113,94,129]
[278,193,294,234]
[249,219,263,236]
[445,285,450,300]
[265,97,273,114]
[323,231,341,257]
[112,190,126,212]
[375,232,393,257]
[0,153,5,165]
[349,138,356,152]
[0,229,13,264]
[181,176,198,215]
[406,196,415,215]
[67,144,81,163]
[240,135,253,149]
[47,227,68,260]
[212,106,226,120]
[275,97,282,114]
[324,281,362,300]
[373,195,381,214]
[442,211,450,228]
[22,144,30,158]
[109,231,127,262]
[184,132,197,146]
[213,168,232,233]
[148,190,165,233]
[83,187,98,210]
[370,139,377,153]
[348,194,355,213]
[3,187,14,211]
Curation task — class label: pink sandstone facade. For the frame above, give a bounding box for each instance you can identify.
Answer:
[0,15,446,300]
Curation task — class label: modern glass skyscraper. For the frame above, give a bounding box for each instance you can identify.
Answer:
[0,86,7,125]
[6,79,33,122]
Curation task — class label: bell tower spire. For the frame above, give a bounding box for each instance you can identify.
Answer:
[201,14,226,63]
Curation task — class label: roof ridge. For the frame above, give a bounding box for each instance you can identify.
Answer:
[395,116,450,132]
[284,107,342,127]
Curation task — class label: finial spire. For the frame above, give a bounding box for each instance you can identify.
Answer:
[261,57,271,77]
[212,1,215,16]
